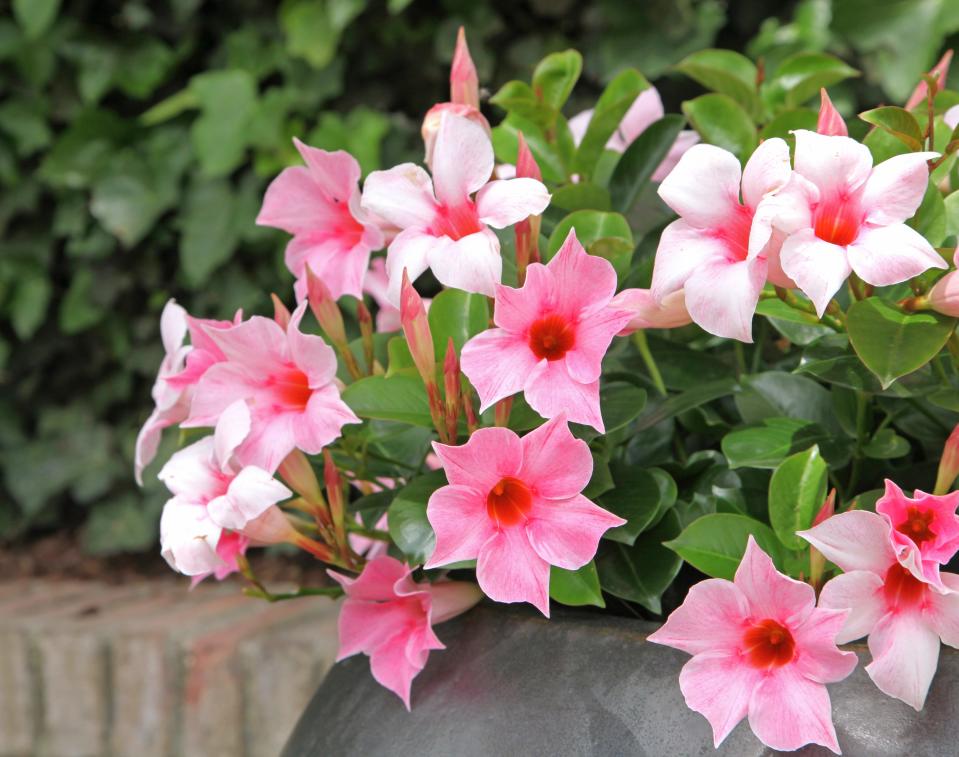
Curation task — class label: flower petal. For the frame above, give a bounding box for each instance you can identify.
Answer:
[792,129,873,196]
[518,414,592,499]
[734,536,815,625]
[293,139,361,201]
[159,497,224,576]
[492,264,553,333]
[676,650,758,748]
[293,384,359,455]
[791,607,859,683]
[424,484,496,569]
[427,229,501,298]
[860,151,939,226]
[213,399,251,470]
[385,227,444,306]
[647,579,751,655]
[657,144,743,227]
[460,328,539,412]
[523,358,603,432]
[430,427,523,491]
[741,136,791,209]
[430,113,495,206]
[476,526,551,616]
[287,234,370,301]
[611,288,692,334]
[617,87,665,146]
[866,610,940,711]
[779,227,852,317]
[684,256,765,343]
[747,665,841,754]
[361,163,438,229]
[256,166,337,235]
[547,228,618,317]
[650,219,730,301]
[846,223,947,287]
[797,510,898,574]
[158,438,220,499]
[210,466,291,530]
[564,305,633,383]
[924,572,959,648]
[287,302,338,387]
[475,178,550,228]
[651,130,699,183]
[817,570,886,643]
[526,494,624,570]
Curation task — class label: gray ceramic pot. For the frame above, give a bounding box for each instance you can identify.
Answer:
[282,603,957,756]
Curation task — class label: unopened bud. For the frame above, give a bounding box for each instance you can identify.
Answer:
[611,288,692,335]
[817,88,848,137]
[813,488,837,527]
[306,266,347,346]
[271,294,292,329]
[905,49,952,111]
[515,131,542,182]
[357,300,375,374]
[443,338,461,442]
[935,423,959,495]
[278,450,323,502]
[400,269,436,386]
[242,505,300,545]
[451,26,479,109]
[514,132,543,284]
[809,488,837,590]
[929,269,959,317]
[421,102,490,166]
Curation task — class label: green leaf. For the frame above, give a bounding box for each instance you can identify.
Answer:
[862,428,910,459]
[608,115,685,214]
[597,509,682,613]
[601,466,677,545]
[280,0,364,69]
[426,289,489,359]
[13,0,60,39]
[90,154,169,248]
[342,374,431,426]
[682,93,757,160]
[489,81,554,130]
[665,513,785,580]
[583,454,614,500]
[11,272,51,339]
[59,269,103,334]
[860,106,925,151]
[387,470,445,564]
[909,180,947,247]
[599,383,647,434]
[846,297,956,389]
[549,561,604,608]
[179,178,240,287]
[735,371,839,433]
[767,52,858,108]
[759,108,818,141]
[574,69,649,177]
[546,210,634,281]
[768,445,828,550]
[722,418,844,470]
[675,49,762,119]
[82,494,159,555]
[635,378,738,432]
[550,183,611,212]
[532,50,582,111]
[189,70,258,177]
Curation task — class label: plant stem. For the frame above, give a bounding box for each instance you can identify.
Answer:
[632,331,667,397]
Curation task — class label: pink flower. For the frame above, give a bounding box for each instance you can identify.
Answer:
[648,536,856,753]
[135,301,236,484]
[256,138,385,302]
[875,479,959,590]
[159,401,293,577]
[568,86,700,181]
[651,138,792,342]
[184,302,360,472]
[364,258,400,332]
[929,261,959,317]
[769,130,945,316]
[349,513,390,560]
[799,510,959,710]
[425,416,625,616]
[328,556,483,708]
[460,230,632,431]
[946,105,959,131]
[361,113,550,305]
[610,288,692,335]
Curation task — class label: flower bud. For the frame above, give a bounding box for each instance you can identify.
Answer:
[905,49,952,110]
[400,269,436,386]
[610,288,692,335]
[816,88,847,137]
[241,505,300,545]
[935,423,959,495]
[450,26,480,109]
[271,293,292,329]
[421,102,490,166]
[306,266,347,346]
[443,337,461,442]
[809,488,837,590]
[278,450,323,502]
[929,270,959,317]
[514,131,543,284]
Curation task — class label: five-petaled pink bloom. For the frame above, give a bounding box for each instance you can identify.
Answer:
[769,130,946,316]
[460,229,633,431]
[568,85,700,181]
[159,401,293,577]
[328,556,483,708]
[648,536,856,754]
[257,138,385,302]
[799,508,959,710]
[184,301,359,473]
[651,138,792,342]
[361,112,550,305]
[425,415,625,616]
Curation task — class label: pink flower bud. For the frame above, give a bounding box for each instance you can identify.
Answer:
[421,102,490,166]
[241,505,300,545]
[515,131,542,182]
[813,488,837,527]
[610,288,692,335]
[400,269,437,386]
[306,266,348,346]
[450,26,480,109]
[905,49,952,111]
[278,450,323,502]
[929,269,959,317]
[936,423,959,495]
[816,88,847,137]
[443,337,460,441]
[271,293,292,329]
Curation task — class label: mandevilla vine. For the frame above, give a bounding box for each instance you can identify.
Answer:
[137,28,959,754]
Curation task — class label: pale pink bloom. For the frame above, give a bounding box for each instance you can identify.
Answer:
[905,50,952,111]
[189,530,249,587]
[257,138,385,302]
[328,556,483,708]
[184,301,359,473]
[568,86,700,181]
[425,416,625,616]
[361,113,550,305]
[363,257,433,332]
[769,130,945,316]
[349,513,390,560]
[159,401,293,577]
[648,536,856,753]
[651,138,792,342]
[610,288,692,335]
[875,479,959,590]
[460,230,632,431]
[928,255,959,317]
[936,422,959,495]
[799,510,959,710]
[421,102,491,168]
[817,88,848,137]
[945,105,959,131]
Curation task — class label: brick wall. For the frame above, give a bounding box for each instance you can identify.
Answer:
[0,580,339,757]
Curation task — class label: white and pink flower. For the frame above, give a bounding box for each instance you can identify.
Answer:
[425,415,625,616]
[648,536,856,753]
[361,112,550,305]
[461,230,633,431]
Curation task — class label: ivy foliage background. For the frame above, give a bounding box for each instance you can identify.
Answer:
[1,0,957,553]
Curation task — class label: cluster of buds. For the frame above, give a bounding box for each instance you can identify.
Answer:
[307,266,378,378]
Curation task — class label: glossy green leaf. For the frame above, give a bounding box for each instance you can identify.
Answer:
[846,297,956,388]
[549,561,604,608]
[189,70,258,177]
[388,470,445,564]
[13,0,60,39]
[735,371,839,433]
[545,210,634,281]
[860,106,924,151]
[574,68,649,177]
[768,445,828,550]
[635,378,738,432]
[179,178,240,286]
[722,418,845,470]
[665,513,784,580]
[601,466,677,545]
[597,509,682,613]
[550,183,611,212]
[909,181,947,247]
[531,50,582,111]
[862,428,910,459]
[675,49,762,118]
[769,52,858,108]
[682,93,757,160]
[759,108,818,141]
[426,289,489,358]
[608,115,685,213]
[342,374,431,426]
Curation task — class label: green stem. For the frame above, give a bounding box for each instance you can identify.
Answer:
[632,331,667,397]
[344,522,391,541]
[243,585,345,603]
